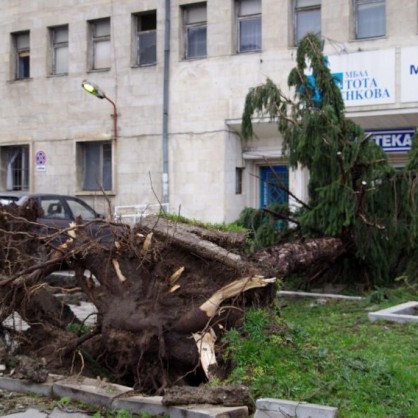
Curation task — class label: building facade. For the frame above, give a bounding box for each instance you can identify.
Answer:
[0,0,417,223]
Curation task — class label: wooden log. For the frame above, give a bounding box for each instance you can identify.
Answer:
[138,215,248,249]
[136,216,249,271]
[252,237,346,276]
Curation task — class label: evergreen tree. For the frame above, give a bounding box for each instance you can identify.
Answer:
[241,33,418,286]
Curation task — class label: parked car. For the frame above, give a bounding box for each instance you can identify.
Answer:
[0,193,22,205]
[1,193,116,244]
[15,194,104,229]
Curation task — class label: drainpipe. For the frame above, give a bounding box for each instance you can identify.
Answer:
[162,0,171,207]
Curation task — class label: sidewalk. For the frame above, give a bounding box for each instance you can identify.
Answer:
[0,374,249,418]
[2,407,92,417]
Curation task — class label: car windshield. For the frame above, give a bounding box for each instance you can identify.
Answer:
[66,198,98,221]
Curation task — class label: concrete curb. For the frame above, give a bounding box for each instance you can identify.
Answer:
[368,300,418,323]
[0,375,248,418]
[277,290,363,301]
[255,398,338,418]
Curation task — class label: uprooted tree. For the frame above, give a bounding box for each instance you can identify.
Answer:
[0,201,343,397]
[241,32,418,287]
[0,32,417,399]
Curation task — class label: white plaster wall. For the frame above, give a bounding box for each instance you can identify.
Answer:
[0,0,418,224]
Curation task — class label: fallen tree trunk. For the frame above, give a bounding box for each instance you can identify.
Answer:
[138,216,250,271]
[252,237,346,276]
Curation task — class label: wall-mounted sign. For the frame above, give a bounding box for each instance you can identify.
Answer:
[327,49,396,107]
[400,46,418,103]
[305,49,396,107]
[35,150,46,172]
[366,128,415,153]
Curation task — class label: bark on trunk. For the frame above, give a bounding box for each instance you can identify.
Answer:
[252,237,345,276]
[137,216,251,272]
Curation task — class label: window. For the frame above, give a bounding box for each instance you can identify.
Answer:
[183,3,207,59]
[13,31,30,79]
[40,197,70,220]
[89,18,111,70]
[259,166,289,208]
[135,11,157,66]
[235,167,244,194]
[65,197,98,221]
[294,0,321,45]
[355,0,385,39]
[236,0,261,53]
[50,25,69,75]
[1,145,29,191]
[78,142,112,191]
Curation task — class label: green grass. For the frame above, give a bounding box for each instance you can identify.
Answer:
[159,211,247,232]
[224,288,418,417]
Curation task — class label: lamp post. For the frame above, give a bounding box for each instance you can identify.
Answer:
[81,80,118,141]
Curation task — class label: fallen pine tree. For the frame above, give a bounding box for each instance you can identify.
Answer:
[0,203,346,399]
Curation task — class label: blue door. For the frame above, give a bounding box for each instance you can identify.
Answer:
[260,166,289,208]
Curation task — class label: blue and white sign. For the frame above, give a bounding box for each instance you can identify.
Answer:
[305,49,396,107]
[401,46,418,103]
[366,128,415,153]
[327,49,395,107]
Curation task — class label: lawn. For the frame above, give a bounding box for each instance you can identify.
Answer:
[224,287,418,418]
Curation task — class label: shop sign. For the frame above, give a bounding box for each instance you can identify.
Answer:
[328,49,395,107]
[366,128,415,153]
[305,49,396,107]
[400,46,418,103]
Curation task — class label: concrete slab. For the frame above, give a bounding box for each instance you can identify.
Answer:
[2,408,48,417]
[255,398,337,418]
[52,375,129,408]
[111,393,168,416]
[170,404,248,418]
[0,375,54,397]
[48,407,92,418]
[368,301,418,323]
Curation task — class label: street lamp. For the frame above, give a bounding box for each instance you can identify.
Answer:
[81,80,118,141]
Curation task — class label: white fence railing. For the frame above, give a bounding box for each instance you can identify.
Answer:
[113,203,169,225]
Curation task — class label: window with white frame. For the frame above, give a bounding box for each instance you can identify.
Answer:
[78,142,112,191]
[13,31,30,79]
[294,0,321,45]
[183,3,207,59]
[135,11,157,66]
[89,18,111,70]
[354,0,385,39]
[236,0,261,53]
[50,25,69,75]
[1,145,29,191]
